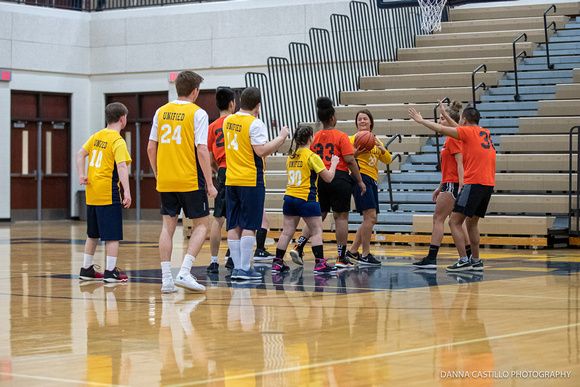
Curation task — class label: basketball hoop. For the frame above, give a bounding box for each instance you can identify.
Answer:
[418,0,447,33]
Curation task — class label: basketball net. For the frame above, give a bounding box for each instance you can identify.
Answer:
[418,0,447,33]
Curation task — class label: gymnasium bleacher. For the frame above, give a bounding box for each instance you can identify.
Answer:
[262,1,580,248]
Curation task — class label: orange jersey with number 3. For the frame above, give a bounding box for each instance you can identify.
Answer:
[456,126,496,186]
[310,128,354,172]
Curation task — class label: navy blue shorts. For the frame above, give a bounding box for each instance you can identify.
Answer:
[225,185,265,231]
[353,173,380,215]
[283,195,322,218]
[213,167,227,218]
[160,190,209,219]
[453,184,494,218]
[86,204,123,241]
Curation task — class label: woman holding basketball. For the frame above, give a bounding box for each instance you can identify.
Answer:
[290,97,366,268]
[346,109,392,266]
[272,125,339,274]
[413,100,471,269]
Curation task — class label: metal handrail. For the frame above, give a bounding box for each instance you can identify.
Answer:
[385,134,402,211]
[569,126,580,237]
[386,153,402,212]
[471,64,487,106]
[544,4,557,70]
[433,97,450,172]
[513,33,528,101]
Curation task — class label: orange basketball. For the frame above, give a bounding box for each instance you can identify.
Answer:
[354,131,375,152]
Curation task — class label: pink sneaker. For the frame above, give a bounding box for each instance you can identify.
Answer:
[314,259,337,273]
[271,259,290,273]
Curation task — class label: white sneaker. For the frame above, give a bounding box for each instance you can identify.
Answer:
[175,273,206,292]
[161,276,179,293]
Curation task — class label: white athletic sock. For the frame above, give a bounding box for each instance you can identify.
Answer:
[240,236,256,271]
[211,256,219,264]
[106,256,117,271]
[179,254,195,276]
[228,239,241,269]
[161,261,172,279]
[459,256,469,262]
[83,254,94,269]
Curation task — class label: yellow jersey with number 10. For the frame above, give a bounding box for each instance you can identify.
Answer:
[82,129,132,206]
[285,148,326,201]
[223,113,265,187]
[155,102,204,192]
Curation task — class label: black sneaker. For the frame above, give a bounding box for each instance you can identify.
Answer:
[358,253,382,266]
[412,256,437,269]
[254,248,275,261]
[289,244,304,265]
[446,259,472,272]
[346,250,361,263]
[104,267,128,283]
[79,264,104,281]
[335,255,353,268]
[470,258,484,271]
[225,257,234,269]
[447,272,474,283]
[206,262,219,273]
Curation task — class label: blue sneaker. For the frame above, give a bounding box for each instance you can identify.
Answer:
[236,267,262,280]
[231,269,239,279]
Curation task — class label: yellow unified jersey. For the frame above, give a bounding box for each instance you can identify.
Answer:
[223,113,267,187]
[82,129,132,206]
[350,134,392,181]
[285,148,326,201]
[154,102,204,192]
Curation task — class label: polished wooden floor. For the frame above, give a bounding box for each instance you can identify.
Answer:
[0,220,579,386]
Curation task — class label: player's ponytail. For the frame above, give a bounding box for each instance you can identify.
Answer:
[289,126,314,159]
[446,101,463,123]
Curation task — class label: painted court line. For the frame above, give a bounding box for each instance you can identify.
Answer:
[169,322,580,387]
[0,372,128,386]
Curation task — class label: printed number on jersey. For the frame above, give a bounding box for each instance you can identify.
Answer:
[313,143,335,161]
[160,124,182,144]
[89,150,103,168]
[288,170,302,186]
[479,131,495,150]
[227,132,239,150]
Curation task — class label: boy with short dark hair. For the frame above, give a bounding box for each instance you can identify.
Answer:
[77,102,132,283]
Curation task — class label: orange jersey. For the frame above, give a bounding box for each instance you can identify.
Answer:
[456,126,496,186]
[440,136,462,184]
[310,128,354,172]
[208,116,227,168]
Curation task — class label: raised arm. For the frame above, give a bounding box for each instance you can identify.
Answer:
[438,100,458,128]
[253,126,290,158]
[409,108,460,139]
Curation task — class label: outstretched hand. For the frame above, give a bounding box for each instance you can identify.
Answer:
[408,108,423,123]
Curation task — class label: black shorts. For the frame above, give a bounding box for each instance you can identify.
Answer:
[160,190,209,219]
[318,170,354,213]
[225,185,265,231]
[353,173,380,215]
[213,167,227,218]
[453,184,494,218]
[441,182,460,199]
[86,204,123,241]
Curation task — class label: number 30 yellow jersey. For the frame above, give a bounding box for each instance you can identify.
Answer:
[285,148,326,201]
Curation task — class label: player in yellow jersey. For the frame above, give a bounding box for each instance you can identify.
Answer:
[148,70,218,293]
[346,109,392,266]
[76,102,132,283]
[223,87,289,281]
[270,125,339,274]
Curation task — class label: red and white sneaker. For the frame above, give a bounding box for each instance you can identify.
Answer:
[79,264,104,281]
[104,267,128,283]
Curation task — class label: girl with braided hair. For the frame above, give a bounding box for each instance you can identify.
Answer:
[271,125,339,274]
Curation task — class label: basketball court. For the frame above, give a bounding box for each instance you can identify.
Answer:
[0,220,578,385]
